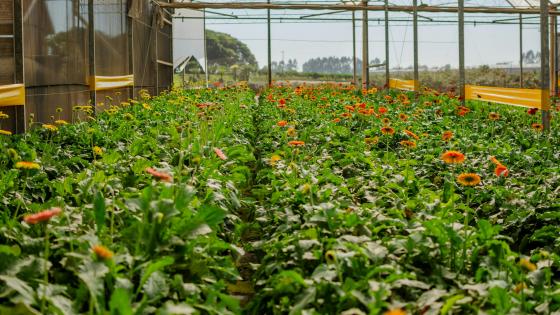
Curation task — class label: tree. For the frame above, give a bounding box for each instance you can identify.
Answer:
[205,30,258,67]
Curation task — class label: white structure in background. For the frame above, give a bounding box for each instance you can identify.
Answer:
[173,8,208,86]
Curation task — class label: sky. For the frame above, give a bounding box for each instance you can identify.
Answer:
[175,7,542,71]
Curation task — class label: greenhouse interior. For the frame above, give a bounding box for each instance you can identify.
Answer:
[0,1,559,314]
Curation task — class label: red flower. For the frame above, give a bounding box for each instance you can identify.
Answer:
[288,140,305,146]
[24,207,62,224]
[378,107,388,114]
[279,98,286,105]
[277,120,288,127]
[213,147,228,160]
[145,167,173,182]
[527,108,538,115]
[495,164,509,177]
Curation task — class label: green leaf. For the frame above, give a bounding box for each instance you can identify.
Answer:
[440,294,464,315]
[93,191,106,235]
[109,288,133,315]
[138,257,174,294]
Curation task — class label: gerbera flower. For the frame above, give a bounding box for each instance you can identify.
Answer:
[54,119,68,125]
[332,118,341,123]
[93,146,103,156]
[398,113,408,121]
[213,147,228,160]
[488,112,500,120]
[325,250,337,264]
[15,161,40,170]
[380,126,395,135]
[531,123,543,131]
[364,137,379,144]
[404,129,419,140]
[23,207,62,224]
[442,131,453,141]
[399,140,416,148]
[345,105,355,112]
[457,173,481,186]
[288,140,305,146]
[277,120,288,127]
[382,118,391,125]
[495,164,509,177]
[489,156,501,165]
[145,167,173,182]
[0,129,12,136]
[43,124,58,131]
[340,112,352,118]
[527,108,538,115]
[287,127,297,137]
[92,245,114,260]
[378,107,388,114]
[441,151,465,164]
[269,154,282,166]
[383,308,407,315]
[518,258,537,272]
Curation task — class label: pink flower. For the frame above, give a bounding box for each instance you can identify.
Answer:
[213,147,228,160]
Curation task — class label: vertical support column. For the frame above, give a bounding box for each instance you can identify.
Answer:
[204,10,209,88]
[88,0,96,110]
[267,0,272,87]
[13,0,25,132]
[155,14,159,95]
[540,0,551,130]
[550,13,557,96]
[384,0,389,88]
[458,0,465,103]
[352,11,357,86]
[520,14,524,88]
[361,0,369,90]
[127,2,135,98]
[413,0,419,92]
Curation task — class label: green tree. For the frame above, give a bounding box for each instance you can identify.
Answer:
[206,30,258,67]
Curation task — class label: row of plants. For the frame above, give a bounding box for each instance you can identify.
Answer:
[0,82,559,314]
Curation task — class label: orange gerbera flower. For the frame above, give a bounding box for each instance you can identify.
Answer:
[382,118,391,125]
[488,112,500,121]
[92,245,113,260]
[365,137,379,144]
[489,156,501,165]
[531,123,543,131]
[380,126,395,135]
[442,131,453,141]
[332,118,341,123]
[441,151,465,164]
[398,113,408,121]
[145,167,173,182]
[404,129,419,140]
[495,164,509,177]
[23,207,62,224]
[383,308,407,315]
[378,107,388,114]
[288,140,305,146]
[15,161,40,170]
[213,147,228,160]
[399,140,417,148]
[340,112,352,118]
[457,173,481,186]
[277,120,288,127]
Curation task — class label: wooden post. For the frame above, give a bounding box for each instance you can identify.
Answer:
[128,2,135,98]
[413,0,419,91]
[362,0,369,90]
[541,0,551,130]
[459,0,465,103]
[385,0,390,87]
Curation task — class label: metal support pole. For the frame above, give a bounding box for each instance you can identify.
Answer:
[385,0,390,87]
[550,14,557,95]
[520,14,524,88]
[540,0,551,130]
[88,0,96,110]
[352,11,357,86]
[267,0,272,86]
[459,0,465,103]
[413,0,419,91]
[127,5,135,98]
[204,10,209,88]
[14,0,24,132]
[362,0,369,90]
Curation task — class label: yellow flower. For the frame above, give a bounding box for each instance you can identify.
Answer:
[325,250,337,264]
[43,124,58,132]
[15,161,40,170]
[93,146,103,156]
[54,120,68,125]
[384,309,407,315]
[270,154,282,166]
[287,127,297,137]
[0,112,10,119]
[142,103,152,110]
[519,258,537,272]
[0,129,12,136]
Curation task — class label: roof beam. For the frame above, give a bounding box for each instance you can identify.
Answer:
[156,2,560,15]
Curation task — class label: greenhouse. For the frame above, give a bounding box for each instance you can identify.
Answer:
[0,1,559,314]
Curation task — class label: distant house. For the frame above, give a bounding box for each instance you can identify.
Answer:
[175,55,205,75]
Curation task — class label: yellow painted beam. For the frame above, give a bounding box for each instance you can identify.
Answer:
[389,78,417,92]
[91,75,134,91]
[0,84,25,107]
[465,85,548,110]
